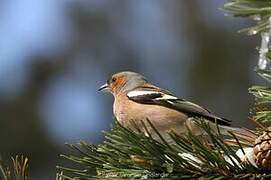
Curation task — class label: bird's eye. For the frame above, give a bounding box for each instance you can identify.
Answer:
[112,77,117,82]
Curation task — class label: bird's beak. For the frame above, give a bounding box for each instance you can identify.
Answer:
[98,83,110,92]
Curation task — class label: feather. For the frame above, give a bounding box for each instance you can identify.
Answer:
[127,86,231,126]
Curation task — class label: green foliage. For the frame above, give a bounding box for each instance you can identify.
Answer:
[249,86,271,124]
[225,0,271,126]
[0,155,29,180]
[57,120,266,179]
[224,0,271,35]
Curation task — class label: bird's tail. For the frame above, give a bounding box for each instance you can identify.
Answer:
[219,125,257,144]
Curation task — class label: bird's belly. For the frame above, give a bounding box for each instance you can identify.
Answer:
[114,100,189,134]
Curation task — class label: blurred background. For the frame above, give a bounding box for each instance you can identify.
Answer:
[0,0,262,179]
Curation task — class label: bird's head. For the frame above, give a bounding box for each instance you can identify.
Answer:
[98,71,147,95]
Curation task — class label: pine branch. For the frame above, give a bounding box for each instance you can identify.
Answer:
[57,120,264,179]
[224,0,271,35]
[225,0,271,126]
[0,155,29,180]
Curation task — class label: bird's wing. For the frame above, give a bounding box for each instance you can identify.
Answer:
[127,87,231,126]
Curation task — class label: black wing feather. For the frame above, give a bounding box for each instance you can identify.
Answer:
[127,88,231,126]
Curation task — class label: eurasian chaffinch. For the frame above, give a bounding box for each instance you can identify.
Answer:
[99,71,232,137]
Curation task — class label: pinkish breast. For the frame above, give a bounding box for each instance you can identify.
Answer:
[113,94,188,134]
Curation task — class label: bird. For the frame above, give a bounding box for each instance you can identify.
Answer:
[98,71,233,138]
